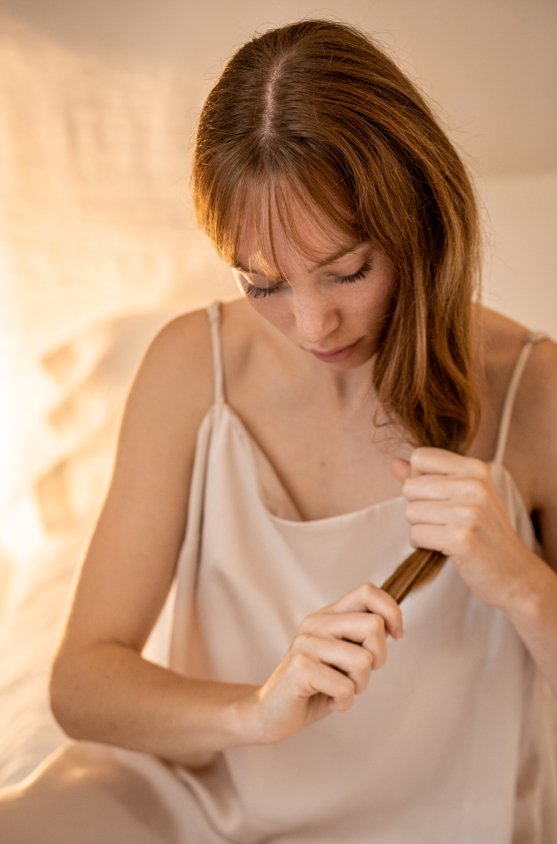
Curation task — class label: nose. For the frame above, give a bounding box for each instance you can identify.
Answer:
[291,289,340,345]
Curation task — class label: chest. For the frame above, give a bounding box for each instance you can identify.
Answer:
[234,403,408,520]
[224,330,535,522]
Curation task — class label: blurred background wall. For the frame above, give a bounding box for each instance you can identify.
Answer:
[0,0,556,584]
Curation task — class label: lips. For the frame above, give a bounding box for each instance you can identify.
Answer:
[306,339,360,362]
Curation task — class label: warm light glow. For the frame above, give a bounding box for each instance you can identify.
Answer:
[0,360,20,509]
[0,352,51,572]
[0,494,47,570]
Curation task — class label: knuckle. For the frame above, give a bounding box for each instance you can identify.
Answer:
[293,631,313,652]
[356,647,374,673]
[341,674,355,694]
[380,586,401,614]
[298,614,318,634]
[473,459,490,481]
[402,478,414,497]
[337,684,355,708]
[467,479,487,504]
[454,525,473,553]
[367,613,385,635]
[365,640,384,669]
[361,582,377,600]
[356,582,379,607]
[409,448,423,469]
[458,505,481,527]
[289,651,311,673]
[409,526,422,548]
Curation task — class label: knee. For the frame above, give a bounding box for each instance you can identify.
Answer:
[0,784,38,844]
[0,744,182,844]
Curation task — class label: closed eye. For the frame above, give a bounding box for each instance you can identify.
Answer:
[337,259,373,284]
[241,279,284,299]
[240,257,373,299]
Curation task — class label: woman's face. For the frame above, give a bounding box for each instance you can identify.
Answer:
[232,204,396,369]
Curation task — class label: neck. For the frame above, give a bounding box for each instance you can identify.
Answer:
[282,348,381,425]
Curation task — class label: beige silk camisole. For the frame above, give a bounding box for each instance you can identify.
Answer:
[3,303,556,844]
[162,304,557,842]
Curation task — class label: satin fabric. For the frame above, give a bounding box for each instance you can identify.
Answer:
[1,305,556,843]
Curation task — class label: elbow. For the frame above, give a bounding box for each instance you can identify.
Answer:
[49,649,87,739]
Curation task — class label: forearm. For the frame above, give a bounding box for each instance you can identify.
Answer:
[502,550,557,697]
[50,642,260,767]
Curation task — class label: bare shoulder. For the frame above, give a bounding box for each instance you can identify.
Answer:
[516,335,557,567]
[477,306,531,371]
[219,296,265,360]
[112,303,218,499]
[480,305,557,458]
[509,323,557,503]
[106,305,217,479]
[134,306,215,415]
[58,307,218,653]
[141,297,266,423]
[477,305,556,407]
[471,307,531,456]
[218,296,277,397]
[478,305,557,563]
[479,303,557,437]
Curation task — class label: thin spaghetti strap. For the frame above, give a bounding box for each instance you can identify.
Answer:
[492,331,547,465]
[206,302,225,404]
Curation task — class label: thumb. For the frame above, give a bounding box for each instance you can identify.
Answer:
[391,457,412,484]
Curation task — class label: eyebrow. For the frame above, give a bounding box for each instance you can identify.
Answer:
[232,241,364,276]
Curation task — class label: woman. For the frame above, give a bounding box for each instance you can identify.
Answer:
[1,18,556,843]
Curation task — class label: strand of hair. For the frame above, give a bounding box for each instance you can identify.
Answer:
[381,548,447,604]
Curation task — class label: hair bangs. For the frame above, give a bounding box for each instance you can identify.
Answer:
[209,155,363,280]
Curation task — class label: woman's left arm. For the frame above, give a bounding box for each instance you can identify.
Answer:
[393,444,557,698]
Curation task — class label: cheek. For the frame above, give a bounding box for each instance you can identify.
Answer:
[245,294,291,327]
[373,272,396,318]
[355,280,395,326]
[379,283,396,319]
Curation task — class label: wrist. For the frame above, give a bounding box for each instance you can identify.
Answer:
[499,549,552,622]
[224,684,266,748]
[176,681,263,766]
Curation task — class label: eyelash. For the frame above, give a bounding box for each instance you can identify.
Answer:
[242,259,373,299]
[339,259,373,285]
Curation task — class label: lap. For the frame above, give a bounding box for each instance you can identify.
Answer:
[0,741,218,844]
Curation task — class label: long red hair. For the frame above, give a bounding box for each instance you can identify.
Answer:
[192,19,482,601]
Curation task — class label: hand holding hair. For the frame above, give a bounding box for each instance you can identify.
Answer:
[251,583,403,745]
[390,447,538,611]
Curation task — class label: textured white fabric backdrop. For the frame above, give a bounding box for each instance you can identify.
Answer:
[0,0,555,786]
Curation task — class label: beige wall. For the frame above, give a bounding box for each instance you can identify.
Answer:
[0,0,555,345]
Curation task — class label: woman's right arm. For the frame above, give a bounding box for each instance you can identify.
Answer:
[50,309,402,768]
[49,309,257,767]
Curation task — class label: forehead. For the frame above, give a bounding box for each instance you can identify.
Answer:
[234,196,360,276]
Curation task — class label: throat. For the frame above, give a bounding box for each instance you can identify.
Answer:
[314,358,377,406]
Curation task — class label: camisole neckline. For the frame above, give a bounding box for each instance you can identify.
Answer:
[200,400,533,531]
[205,301,544,529]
